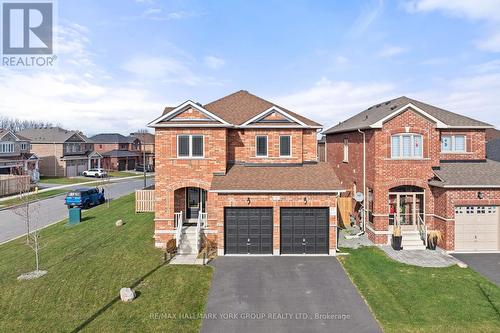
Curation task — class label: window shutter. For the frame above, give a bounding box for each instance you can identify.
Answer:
[192,136,204,157]
[178,136,190,157]
[280,136,291,156]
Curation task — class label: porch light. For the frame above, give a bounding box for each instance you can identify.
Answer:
[247,197,251,204]
[304,197,307,204]
[477,192,484,199]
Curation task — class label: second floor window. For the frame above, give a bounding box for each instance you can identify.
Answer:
[0,142,14,153]
[20,143,28,150]
[177,135,204,158]
[343,138,349,162]
[391,134,423,159]
[279,135,291,157]
[441,135,465,153]
[256,135,268,157]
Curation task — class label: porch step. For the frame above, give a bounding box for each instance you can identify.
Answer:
[401,231,426,250]
[177,226,200,255]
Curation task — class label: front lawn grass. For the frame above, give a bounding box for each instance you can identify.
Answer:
[0,194,212,332]
[108,171,140,178]
[0,189,68,209]
[338,247,500,333]
[39,176,91,184]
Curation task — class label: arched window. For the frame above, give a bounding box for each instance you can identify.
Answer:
[391,133,423,159]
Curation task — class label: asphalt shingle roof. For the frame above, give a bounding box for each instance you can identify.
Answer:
[18,127,88,143]
[324,96,493,134]
[90,133,130,144]
[210,162,344,192]
[429,160,500,188]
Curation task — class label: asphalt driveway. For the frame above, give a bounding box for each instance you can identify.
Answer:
[201,256,381,333]
[452,253,500,286]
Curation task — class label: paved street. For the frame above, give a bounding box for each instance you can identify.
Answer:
[201,256,381,333]
[452,253,500,286]
[0,177,153,244]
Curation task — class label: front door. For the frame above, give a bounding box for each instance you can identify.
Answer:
[187,187,201,219]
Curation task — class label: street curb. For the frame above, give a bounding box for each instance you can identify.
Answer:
[0,192,67,212]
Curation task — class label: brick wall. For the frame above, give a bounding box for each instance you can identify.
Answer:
[29,143,65,176]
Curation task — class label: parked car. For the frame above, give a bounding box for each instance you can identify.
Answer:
[82,168,108,178]
[135,164,154,172]
[65,187,105,209]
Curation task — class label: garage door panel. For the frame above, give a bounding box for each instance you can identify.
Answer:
[225,208,273,255]
[455,205,499,251]
[281,208,329,254]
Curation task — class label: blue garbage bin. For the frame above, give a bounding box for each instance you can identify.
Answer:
[68,207,82,225]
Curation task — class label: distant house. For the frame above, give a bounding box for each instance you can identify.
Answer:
[0,129,39,182]
[486,128,500,162]
[18,127,102,177]
[129,132,155,167]
[317,135,326,162]
[90,133,142,171]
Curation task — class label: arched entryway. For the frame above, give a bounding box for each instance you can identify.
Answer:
[174,187,208,223]
[388,185,425,230]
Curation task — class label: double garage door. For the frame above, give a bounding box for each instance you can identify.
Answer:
[224,207,329,255]
[66,160,87,177]
[455,206,499,251]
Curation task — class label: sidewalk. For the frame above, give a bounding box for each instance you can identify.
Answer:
[0,174,154,203]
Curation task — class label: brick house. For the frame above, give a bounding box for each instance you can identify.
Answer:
[324,97,500,252]
[129,132,155,168]
[0,130,39,182]
[149,90,344,256]
[90,133,142,171]
[18,127,102,177]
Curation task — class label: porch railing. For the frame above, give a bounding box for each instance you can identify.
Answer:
[174,212,183,248]
[200,212,208,229]
[195,213,202,253]
[416,215,427,248]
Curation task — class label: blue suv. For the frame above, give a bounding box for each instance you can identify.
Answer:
[65,187,105,209]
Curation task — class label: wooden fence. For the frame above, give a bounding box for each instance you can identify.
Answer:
[135,189,155,213]
[0,175,30,197]
[337,197,353,228]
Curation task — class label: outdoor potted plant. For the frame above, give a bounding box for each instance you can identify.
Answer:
[392,225,402,250]
[427,230,442,250]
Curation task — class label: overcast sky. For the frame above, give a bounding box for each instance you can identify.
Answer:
[1,0,499,136]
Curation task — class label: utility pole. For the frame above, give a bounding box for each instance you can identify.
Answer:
[143,143,147,189]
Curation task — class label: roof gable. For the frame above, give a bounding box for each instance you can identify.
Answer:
[324,96,493,134]
[0,131,18,142]
[148,100,231,127]
[242,106,307,127]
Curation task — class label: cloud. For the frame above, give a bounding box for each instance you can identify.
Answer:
[377,45,407,58]
[350,0,385,37]
[273,77,396,129]
[141,8,195,21]
[0,23,165,135]
[122,55,220,86]
[204,56,225,70]
[406,0,500,53]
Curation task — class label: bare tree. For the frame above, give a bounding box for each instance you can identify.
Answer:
[0,115,53,132]
[14,177,47,280]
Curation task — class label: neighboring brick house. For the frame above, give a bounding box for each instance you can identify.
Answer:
[90,133,142,171]
[149,90,344,256]
[324,96,500,252]
[129,132,155,168]
[486,128,500,162]
[0,130,39,182]
[18,127,101,177]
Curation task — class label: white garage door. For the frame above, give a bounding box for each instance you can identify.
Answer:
[455,206,499,252]
[77,161,87,175]
[66,161,77,177]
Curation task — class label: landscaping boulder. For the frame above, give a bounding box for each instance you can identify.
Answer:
[120,287,135,302]
[457,262,468,268]
[115,219,123,227]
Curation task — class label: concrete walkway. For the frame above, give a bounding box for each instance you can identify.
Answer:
[380,246,463,267]
[169,254,205,265]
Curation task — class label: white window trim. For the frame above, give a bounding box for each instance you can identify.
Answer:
[176,134,205,159]
[441,135,466,153]
[256,135,268,157]
[390,133,423,159]
[343,138,349,162]
[0,142,14,153]
[20,143,28,150]
[279,135,292,157]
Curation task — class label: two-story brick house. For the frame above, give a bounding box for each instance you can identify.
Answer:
[129,132,155,168]
[90,133,142,171]
[18,127,102,177]
[0,129,39,182]
[149,90,344,256]
[324,97,500,252]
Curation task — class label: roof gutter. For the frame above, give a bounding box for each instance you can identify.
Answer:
[209,189,346,194]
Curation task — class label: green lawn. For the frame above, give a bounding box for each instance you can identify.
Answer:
[38,176,91,184]
[0,189,68,209]
[338,247,500,333]
[108,171,141,178]
[0,194,212,332]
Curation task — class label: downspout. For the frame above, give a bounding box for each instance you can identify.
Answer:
[358,129,366,233]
